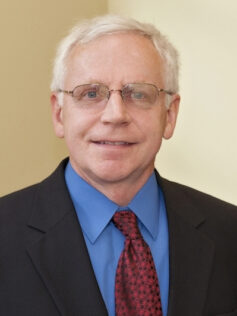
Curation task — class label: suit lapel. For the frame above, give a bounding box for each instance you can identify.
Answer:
[26,160,108,316]
[158,176,215,316]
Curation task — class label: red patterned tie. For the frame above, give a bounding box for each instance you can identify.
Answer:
[113,211,163,316]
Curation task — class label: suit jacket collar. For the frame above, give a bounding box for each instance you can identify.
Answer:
[27,159,215,316]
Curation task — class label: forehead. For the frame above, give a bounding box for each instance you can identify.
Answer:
[65,33,165,87]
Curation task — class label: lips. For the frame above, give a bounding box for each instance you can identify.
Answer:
[97,141,130,145]
[92,140,134,146]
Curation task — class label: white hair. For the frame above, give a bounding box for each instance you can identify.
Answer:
[50,15,180,106]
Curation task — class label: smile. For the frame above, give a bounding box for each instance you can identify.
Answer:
[96,141,131,145]
[92,140,136,147]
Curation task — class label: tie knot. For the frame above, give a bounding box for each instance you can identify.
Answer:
[113,211,142,239]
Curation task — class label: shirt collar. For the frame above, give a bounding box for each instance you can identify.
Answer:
[65,162,160,243]
[128,173,160,240]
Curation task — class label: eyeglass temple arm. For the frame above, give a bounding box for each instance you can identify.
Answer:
[57,89,73,95]
[159,88,174,96]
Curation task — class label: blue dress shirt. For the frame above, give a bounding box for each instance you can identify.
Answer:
[65,162,169,316]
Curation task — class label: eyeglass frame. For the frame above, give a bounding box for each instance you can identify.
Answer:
[57,82,174,107]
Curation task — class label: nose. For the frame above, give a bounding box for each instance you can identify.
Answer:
[100,90,131,125]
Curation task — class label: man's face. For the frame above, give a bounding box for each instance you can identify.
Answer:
[51,33,179,189]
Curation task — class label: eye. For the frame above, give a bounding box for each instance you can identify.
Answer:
[83,89,98,99]
[123,85,149,101]
[131,91,145,99]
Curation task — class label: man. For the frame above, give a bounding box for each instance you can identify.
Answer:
[0,15,237,316]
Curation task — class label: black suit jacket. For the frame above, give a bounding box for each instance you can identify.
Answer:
[0,159,237,316]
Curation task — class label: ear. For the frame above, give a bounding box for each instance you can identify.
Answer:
[163,94,180,139]
[50,92,65,138]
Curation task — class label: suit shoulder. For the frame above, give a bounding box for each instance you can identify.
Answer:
[159,176,237,257]
[160,176,237,220]
[0,181,40,203]
[0,159,67,211]
[0,183,40,220]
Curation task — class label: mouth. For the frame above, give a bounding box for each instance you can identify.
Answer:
[92,140,135,146]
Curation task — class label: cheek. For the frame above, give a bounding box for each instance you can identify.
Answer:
[142,111,167,139]
[62,109,92,140]
[141,114,167,155]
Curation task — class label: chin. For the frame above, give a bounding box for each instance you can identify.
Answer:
[91,164,136,184]
[95,170,130,183]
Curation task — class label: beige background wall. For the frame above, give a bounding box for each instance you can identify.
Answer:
[109,0,237,205]
[1,0,236,205]
[0,0,107,196]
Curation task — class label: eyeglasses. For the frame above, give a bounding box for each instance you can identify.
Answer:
[58,83,174,109]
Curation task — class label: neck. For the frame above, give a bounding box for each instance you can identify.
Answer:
[98,184,139,206]
[90,177,150,206]
[70,164,154,206]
